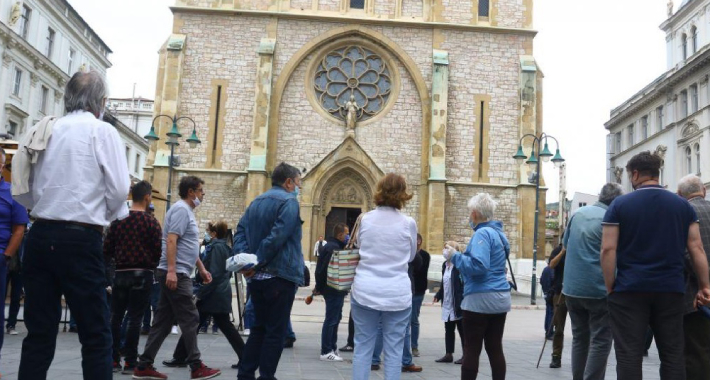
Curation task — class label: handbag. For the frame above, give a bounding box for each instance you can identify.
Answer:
[326,214,363,292]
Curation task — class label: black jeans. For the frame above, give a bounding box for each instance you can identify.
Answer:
[462,311,507,380]
[347,312,355,347]
[444,319,464,354]
[111,270,153,364]
[237,277,297,380]
[608,292,685,380]
[6,269,23,328]
[142,281,160,330]
[174,312,244,361]
[684,311,710,380]
[18,222,112,380]
[139,270,201,366]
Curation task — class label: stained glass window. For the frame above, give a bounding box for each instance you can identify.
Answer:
[314,46,392,122]
[350,0,365,9]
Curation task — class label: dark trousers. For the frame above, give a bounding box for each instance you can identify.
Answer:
[18,222,111,380]
[142,281,160,330]
[608,292,685,380]
[566,296,612,380]
[544,295,554,337]
[237,277,297,380]
[347,312,355,347]
[684,311,710,380]
[321,291,346,355]
[461,311,507,380]
[6,269,22,328]
[111,270,153,364]
[138,270,201,366]
[444,318,464,354]
[552,293,568,358]
[174,312,244,361]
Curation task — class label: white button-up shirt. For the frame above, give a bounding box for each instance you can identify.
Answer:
[21,111,129,226]
[441,262,460,322]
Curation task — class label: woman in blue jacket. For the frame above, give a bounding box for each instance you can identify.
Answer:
[450,193,511,380]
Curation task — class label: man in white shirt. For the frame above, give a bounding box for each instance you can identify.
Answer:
[16,71,130,380]
[313,236,324,258]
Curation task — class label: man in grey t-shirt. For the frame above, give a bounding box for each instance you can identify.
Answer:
[135,176,221,380]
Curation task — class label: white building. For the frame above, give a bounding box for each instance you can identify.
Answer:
[0,0,111,138]
[605,0,710,193]
[104,112,148,181]
[570,192,599,215]
[107,97,154,139]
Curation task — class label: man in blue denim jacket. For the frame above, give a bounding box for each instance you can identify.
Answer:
[234,162,304,380]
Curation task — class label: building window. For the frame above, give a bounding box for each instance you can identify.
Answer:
[657,105,664,130]
[579,202,587,208]
[350,0,364,9]
[686,146,693,174]
[615,132,622,153]
[12,69,22,96]
[68,48,76,74]
[46,28,55,58]
[681,90,688,118]
[125,146,130,162]
[682,33,688,60]
[690,84,698,113]
[40,86,49,114]
[479,0,490,17]
[641,115,648,140]
[692,26,698,54]
[7,121,18,137]
[627,124,634,147]
[19,5,31,40]
[695,143,701,175]
[135,153,141,174]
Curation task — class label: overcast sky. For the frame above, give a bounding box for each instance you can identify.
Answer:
[68,0,670,202]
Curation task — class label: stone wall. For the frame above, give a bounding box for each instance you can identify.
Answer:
[374,0,397,18]
[291,0,312,10]
[496,0,527,28]
[441,0,472,24]
[318,0,340,12]
[440,30,530,185]
[444,184,520,257]
[401,0,423,18]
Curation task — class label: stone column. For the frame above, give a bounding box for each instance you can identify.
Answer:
[426,50,449,252]
[246,38,276,206]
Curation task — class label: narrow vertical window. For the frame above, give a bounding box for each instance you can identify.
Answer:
[681,90,688,118]
[641,116,648,140]
[135,153,141,174]
[40,86,49,114]
[682,34,688,60]
[46,28,55,58]
[12,69,22,96]
[68,48,75,74]
[615,132,621,153]
[479,0,490,17]
[473,95,490,182]
[627,124,634,147]
[691,26,698,54]
[656,105,664,131]
[350,0,365,9]
[690,84,698,113]
[20,5,31,40]
[695,143,701,175]
[686,146,693,174]
[478,101,485,179]
[211,85,222,166]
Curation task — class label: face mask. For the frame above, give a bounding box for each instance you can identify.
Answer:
[469,220,476,230]
[98,111,105,120]
[204,233,211,243]
[344,234,350,244]
[293,186,300,198]
[193,195,201,208]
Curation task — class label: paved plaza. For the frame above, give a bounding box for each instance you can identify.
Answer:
[1,290,663,380]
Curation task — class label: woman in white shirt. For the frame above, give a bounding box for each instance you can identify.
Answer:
[351,173,418,380]
[433,241,465,365]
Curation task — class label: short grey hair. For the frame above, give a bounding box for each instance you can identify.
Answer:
[598,183,623,206]
[64,71,107,115]
[467,193,497,221]
[678,174,705,198]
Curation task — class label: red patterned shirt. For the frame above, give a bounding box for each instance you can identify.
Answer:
[103,210,162,269]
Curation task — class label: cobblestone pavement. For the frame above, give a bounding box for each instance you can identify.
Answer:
[0,290,662,379]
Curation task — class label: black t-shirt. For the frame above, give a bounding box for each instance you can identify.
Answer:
[549,244,565,294]
[413,249,431,295]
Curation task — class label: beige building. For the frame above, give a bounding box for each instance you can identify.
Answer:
[145,0,546,283]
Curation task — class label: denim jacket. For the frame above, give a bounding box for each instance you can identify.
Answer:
[451,220,511,296]
[233,186,304,286]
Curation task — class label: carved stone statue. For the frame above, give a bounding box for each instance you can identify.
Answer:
[344,95,360,131]
[667,0,673,17]
[9,2,21,27]
[614,167,624,184]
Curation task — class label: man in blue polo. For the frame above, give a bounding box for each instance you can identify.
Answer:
[0,147,29,374]
[601,151,710,379]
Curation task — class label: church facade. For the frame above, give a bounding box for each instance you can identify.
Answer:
[145,0,545,270]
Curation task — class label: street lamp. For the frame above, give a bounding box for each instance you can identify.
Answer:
[512,132,565,305]
[144,115,201,211]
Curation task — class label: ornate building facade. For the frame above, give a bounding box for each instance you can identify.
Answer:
[146,0,545,276]
[606,0,710,193]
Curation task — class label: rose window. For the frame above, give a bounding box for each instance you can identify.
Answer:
[313,46,393,122]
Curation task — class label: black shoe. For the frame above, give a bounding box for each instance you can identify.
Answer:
[231,364,239,369]
[454,357,463,365]
[162,358,188,368]
[140,327,150,335]
[435,354,453,363]
[340,345,354,352]
[68,326,78,333]
[549,356,561,368]
[371,364,380,371]
[284,337,296,348]
[643,350,649,357]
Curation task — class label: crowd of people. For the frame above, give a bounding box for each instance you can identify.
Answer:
[0,71,708,380]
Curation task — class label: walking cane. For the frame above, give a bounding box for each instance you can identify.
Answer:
[62,299,69,332]
[536,293,562,368]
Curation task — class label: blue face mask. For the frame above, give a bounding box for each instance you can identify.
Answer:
[293,186,300,198]
[204,233,211,243]
[469,221,476,230]
[344,234,350,244]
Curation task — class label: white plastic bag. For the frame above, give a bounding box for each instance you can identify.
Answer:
[226,253,258,272]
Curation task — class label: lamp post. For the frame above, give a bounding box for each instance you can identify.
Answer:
[144,115,201,211]
[512,133,565,305]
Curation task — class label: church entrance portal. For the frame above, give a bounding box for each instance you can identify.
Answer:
[324,207,362,240]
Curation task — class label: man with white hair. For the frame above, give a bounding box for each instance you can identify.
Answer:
[15,71,130,380]
[677,174,710,380]
[563,183,623,380]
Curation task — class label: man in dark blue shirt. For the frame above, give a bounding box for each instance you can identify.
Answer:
[601,151,710,379]
[0,148,29,374]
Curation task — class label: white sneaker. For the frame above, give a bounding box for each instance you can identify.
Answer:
[171,326,179,335]
[320,351,344,362]
[7,327,18,335]
[240,329,250,337]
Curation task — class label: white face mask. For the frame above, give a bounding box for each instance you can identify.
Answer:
[193,195,201,208]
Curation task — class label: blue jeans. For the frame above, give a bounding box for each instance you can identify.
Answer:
[321,291,346,354]
[237,277,297,380]
[244,296,255,330]
[19,222,112,380]
[287,319,296,340]
[352,298,410,380]
[410,294,424,349]
[566,296,612,380]
[6,269,23,328]
[372,309,413,366]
